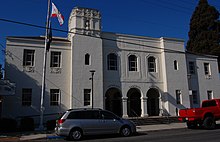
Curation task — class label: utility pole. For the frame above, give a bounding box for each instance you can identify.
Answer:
[39,0,51,130]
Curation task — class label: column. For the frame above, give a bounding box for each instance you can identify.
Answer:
[159,96,163,116]
[122,97,128,118]
[141,96,148,117]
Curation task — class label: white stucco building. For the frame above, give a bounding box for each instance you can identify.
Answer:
[1,7,220,125]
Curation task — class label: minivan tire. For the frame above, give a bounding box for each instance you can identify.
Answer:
[120,126,131,137]
[69,128,83,141]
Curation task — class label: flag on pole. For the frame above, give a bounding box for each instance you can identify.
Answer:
[51,2,64,26]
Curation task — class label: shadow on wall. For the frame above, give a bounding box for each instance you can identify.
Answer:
[3,62,68,127]
[147,76,188,116]
[162,92,187,116]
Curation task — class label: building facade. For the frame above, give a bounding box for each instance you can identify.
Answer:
[2,7,220,125]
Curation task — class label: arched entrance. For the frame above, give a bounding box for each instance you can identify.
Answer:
[147,88,160,116]
[127,88,141,117]
[105,88,122,117]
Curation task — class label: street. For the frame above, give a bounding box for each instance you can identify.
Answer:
[33,126,220,142]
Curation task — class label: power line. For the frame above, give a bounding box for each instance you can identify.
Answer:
[156,0,194,11]
[0,18,186,54]
[139,0,192,15]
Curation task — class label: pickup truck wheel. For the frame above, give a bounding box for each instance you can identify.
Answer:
[203,117,216,130]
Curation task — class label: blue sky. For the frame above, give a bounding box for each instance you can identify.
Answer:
[0,0,220,66]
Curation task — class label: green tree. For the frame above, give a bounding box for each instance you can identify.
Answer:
[187,0,220,67]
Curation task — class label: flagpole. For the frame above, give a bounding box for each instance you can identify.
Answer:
[39,0,51,130]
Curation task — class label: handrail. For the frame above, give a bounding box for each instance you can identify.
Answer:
[130,109,142,125]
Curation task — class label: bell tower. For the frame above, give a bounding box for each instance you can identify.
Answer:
[68,7,103,109]
[68,7,101,39]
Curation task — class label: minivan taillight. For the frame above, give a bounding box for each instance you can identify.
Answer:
[58,119,66,124]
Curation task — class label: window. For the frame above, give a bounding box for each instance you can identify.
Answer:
[148,56,156,72]
[192,90,198,104]
[85,54,90,65]
[189,61,195,74]
[207,90,213,100]
[84,19,90,29]
[23,49,35,66]
[100,110,118,120]
[107,53,117,70]
[50,89,60,106]
[204,63,210,75]
[84,89,91,106]
[50,51,61,67]
[22,88,32,106]
[174,60,178,70]
[129,55,137,71]
[176,90,182,104]
[67,110,100,119]
[202,100,217,107]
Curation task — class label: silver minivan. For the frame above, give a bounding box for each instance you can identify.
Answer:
[55,108,136,140]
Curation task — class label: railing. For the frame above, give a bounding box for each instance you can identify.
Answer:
[130,109,142,125]
[160,108,171,124]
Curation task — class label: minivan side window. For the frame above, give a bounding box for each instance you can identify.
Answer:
[67,110,100,119]
[101,111,118,120]
[83,111,100,119]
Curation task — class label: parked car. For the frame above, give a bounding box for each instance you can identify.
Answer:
[178,99,220,129]
[55,108,136,140]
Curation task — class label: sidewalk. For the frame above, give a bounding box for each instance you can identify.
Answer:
[0,122,187,141]
[136,122,186,132]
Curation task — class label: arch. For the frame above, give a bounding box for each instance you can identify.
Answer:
[147,88,160,116]
[105,87,122,117]
[127,88,141,117]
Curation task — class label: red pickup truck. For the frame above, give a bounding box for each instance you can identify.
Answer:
[178,99,220,129]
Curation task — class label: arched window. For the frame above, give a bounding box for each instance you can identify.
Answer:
[174,60,178,70]
[107,53,117,70]
[148,56,156,72]
[129,55,137,71]
[85,54,90,65]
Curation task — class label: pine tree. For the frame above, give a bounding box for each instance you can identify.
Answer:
[187,0,220,64]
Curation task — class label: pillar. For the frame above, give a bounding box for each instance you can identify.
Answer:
[122,97,128,118]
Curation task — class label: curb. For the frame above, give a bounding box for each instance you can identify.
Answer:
[20,134,47,141]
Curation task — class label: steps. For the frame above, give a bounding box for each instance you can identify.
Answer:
[128,116,180,126]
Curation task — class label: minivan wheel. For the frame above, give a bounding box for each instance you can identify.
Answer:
[69,129,83,141]
[120,126,131,137]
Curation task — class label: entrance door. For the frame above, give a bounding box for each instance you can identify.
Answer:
[105,88,122,117]
[127,88,141,117]
[147,88,160,116]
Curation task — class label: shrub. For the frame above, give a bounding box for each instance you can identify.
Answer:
[46,119,57,130]
[0,118,17,132]
[20,117,34,131]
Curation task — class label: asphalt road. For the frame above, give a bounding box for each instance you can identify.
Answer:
[34,127,220,142]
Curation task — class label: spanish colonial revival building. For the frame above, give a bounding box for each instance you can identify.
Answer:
[2,7,220,125]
